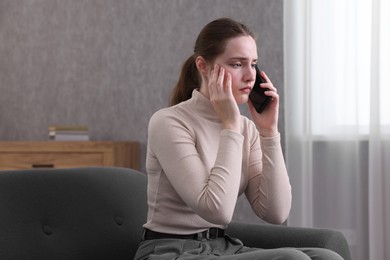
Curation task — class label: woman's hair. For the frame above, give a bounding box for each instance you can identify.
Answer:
[169,18,255,106]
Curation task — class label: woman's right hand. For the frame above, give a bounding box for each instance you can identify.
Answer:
[208,64,241,132]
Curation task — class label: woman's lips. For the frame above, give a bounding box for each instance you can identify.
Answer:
[240,87,252,94]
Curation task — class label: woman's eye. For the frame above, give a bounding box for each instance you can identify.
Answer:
[251,64,257,68]
[231,63,242,68]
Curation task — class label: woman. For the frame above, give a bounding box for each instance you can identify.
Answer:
[134,18,343,260]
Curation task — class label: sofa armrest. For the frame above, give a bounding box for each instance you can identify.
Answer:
[226,222,351,260]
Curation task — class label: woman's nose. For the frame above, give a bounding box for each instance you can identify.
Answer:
[244,67,256,82]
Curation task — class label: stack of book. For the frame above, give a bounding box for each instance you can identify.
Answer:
[49,125,90,141]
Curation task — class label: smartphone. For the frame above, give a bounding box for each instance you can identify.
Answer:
[249,65,272,113]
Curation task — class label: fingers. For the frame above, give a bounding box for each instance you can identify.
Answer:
[216,65,225,93]
[208,65,217,96]
[225,71,232,93]
[260,70,278,100]
[259,71,275,90]
[209,64,232,96]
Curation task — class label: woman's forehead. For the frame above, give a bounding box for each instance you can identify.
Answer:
[221,36,258,61]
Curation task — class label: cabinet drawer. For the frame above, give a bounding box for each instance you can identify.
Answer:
[0,153,104,170]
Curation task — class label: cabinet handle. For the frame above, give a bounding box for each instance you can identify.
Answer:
[32,164,54,168]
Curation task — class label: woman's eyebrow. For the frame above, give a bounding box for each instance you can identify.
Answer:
[228,57,258,62]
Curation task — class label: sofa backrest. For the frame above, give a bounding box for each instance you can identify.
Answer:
[0,167,147,260]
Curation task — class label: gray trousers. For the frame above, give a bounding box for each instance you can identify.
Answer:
[134,235,344,260]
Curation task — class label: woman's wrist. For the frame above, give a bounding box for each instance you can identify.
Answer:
[223,121,241,133]
[259,128,279,137]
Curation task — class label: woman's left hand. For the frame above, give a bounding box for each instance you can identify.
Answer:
[248,70,279,137]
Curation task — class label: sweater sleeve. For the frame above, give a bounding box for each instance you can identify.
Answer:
[245,132,292,224]
[148,110,244,225]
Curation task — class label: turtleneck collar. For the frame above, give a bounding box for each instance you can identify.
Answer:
[187,89,222,123]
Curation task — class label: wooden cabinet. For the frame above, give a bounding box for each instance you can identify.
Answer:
[0,141,140,170]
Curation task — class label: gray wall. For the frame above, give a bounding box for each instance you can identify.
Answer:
[0,0,283,224]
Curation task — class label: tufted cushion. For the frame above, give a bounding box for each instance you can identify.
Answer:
[0,167,147,260]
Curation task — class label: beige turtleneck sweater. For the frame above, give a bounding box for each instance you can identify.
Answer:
[144,90,291,235]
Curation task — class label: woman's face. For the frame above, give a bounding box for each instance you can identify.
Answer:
[214,35,258,104]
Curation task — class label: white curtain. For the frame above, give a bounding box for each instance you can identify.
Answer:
[284,1,390,260]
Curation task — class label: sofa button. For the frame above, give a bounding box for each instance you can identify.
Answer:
[114,216,123,226]
[42,225,53,235]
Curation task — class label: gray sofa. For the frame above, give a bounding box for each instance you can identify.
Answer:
[0,167,351,259]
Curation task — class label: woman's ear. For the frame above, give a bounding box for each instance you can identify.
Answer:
[195,56,209,76]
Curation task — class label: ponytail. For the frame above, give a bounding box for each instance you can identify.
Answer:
[170,55,199,106]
